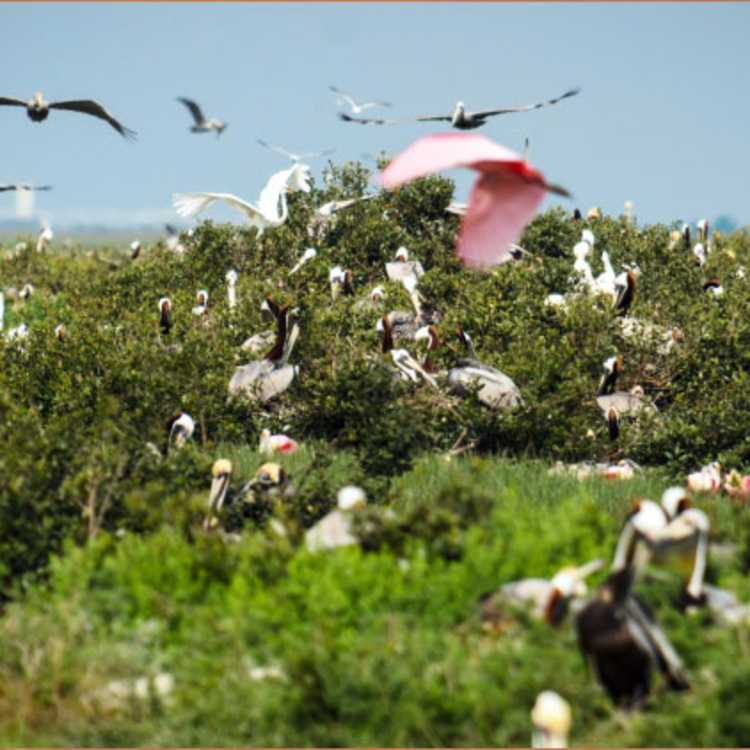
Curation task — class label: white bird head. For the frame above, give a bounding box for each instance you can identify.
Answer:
[661,486,690,520]
[394,246,409,262]
[196,289,209,306]
[225,269,238,285]
[531,691,571,749]
[370,286,385,303]
[158,297,171,313]
[301,247,317,262]
[337,485,367,511]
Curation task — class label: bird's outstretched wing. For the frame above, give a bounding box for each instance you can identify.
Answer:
[257,139,335,162]
[173,192,263,224]
[165,223,179,236]
[0,184,53,192]
[177,97,206,125]
[0,96,27,108]
[48,99,137,139]
[338,112,428,126]
[471,87,581,119]
[329,85,391,111]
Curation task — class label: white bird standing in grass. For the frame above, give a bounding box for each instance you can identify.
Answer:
[177,97,227,137]
[173,163,311,236]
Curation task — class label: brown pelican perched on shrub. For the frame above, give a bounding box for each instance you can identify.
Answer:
[479,559,604,632]
[531,691,572,749]
[377,315,438,388]
[177,97,227,137]
[611,491,711,610]
[204,459,232,530]
[575,567,689,708]
[447,325,523,409]
[0,92,136,138]
[167,411,195,451]
[229,303,299,402]
[596,355,656,432]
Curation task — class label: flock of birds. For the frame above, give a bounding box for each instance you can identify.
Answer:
[1,81,745,746]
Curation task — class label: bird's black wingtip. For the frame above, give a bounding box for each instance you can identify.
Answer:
[122,127,138,142]
[337,112,353,122]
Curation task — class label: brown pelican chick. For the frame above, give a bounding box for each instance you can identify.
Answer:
[448,326,523,409]
[305,486,368,553]
[0,91,136,138]
[531,691,572,749]
[377,315,438,388]
[192,289,209,317]
[204,459,233,530]
[329,266,354,300]
[167,411,195,451]
[480,559,604,632]
[596,356,656,429]
[575,567,689,708]
[158,297,172,335]
[229,305,300,402]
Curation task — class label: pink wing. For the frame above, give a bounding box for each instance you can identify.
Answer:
[380,132,556,269]
[458,169,546,268]
[380,132,541,188]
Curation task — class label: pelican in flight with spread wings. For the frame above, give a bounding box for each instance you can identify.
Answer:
[176,97,227,137]
[257,139,334,163]
[339,86,580,129]
[329,85,392,115]
[173,163,311,236]
[0,92,136,139]
[0,183,52,192]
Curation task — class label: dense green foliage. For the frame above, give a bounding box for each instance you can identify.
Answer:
[1,161,750,745]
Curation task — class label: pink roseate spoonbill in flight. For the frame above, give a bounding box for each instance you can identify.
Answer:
[329,85,391,115]
[380,132,571,269]
[173,163,311,237]
[0,183,52,192]
[177,97,227,137]
[340,87,579,128]
[0,92,136,139]
[257,139,334,163]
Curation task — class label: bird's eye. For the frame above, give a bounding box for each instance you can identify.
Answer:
[260,473,271,483]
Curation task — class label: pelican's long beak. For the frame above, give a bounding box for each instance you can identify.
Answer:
[572,558,605,581]
[208,473,229,515]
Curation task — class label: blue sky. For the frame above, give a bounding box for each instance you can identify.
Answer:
[1,2,748,230]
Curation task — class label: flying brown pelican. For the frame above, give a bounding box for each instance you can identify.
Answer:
[0,92,136,138]
[447,326,523,409]
[329,85,392,115]
[338,87,580,129]
[229,304,299,402]
[575,567,689,708]
[479,559,604,632]
[0,183,52,192]
[177,97,227,137]
[531,691,572,749]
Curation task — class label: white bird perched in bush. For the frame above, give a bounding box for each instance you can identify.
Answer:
[289,247,317,275]
[192,289,209,316]
[36,225,53,253]
[173,163,311,237]
[385,246,425,285]
[225,269,238,310]
[130,240,142,259]
[305,485,367,553]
